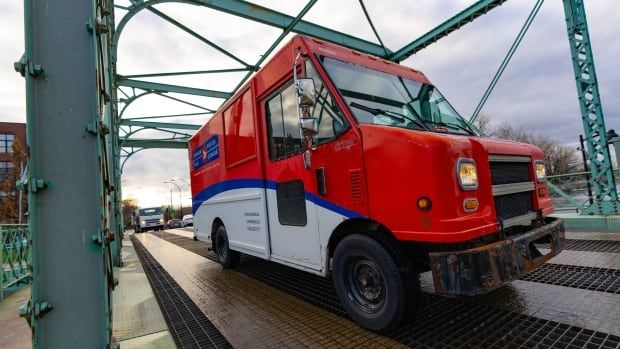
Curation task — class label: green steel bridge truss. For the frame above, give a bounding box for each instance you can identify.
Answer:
[16,0,617,347]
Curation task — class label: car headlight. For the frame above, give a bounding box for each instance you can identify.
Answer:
[159,218,164,223]
[457,158,478,190]
[141,220,146,225]
[535,161,546,182]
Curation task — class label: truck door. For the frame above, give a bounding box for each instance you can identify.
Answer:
[261,59,363,272]
[262,80,323,270]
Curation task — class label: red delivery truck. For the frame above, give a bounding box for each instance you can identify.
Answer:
[188,35,564,333]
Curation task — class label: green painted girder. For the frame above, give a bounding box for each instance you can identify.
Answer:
[469,0,543,126]
[562,0,619,215]
[114,0,390,58]
[390,0,508,62]
[120,119,201,130]
[123,68,249,79]
[122,138,189,149]
[140,4,253,69]
[200,0,392,56]
[230,0,318,94]
[117,77,232,99]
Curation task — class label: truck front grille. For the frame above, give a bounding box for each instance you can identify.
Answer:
[494,191,534,221]
[489,161,530,185]
[489,156,535,227]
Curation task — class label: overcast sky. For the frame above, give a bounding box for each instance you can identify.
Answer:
[1,1,618,207]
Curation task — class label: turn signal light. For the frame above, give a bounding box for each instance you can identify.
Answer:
[463,198,479,212]
[417,197,432,212]
[538,187,548,197]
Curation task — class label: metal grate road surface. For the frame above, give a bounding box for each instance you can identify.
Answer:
[522,263,620,294]
[132,235,232,349]
[150,231,620,348]
[538,239,620,253]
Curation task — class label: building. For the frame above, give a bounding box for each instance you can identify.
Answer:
[0,122,27,223]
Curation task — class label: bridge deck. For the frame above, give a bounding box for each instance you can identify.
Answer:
[134,229,620,348]
[1,229,619,348]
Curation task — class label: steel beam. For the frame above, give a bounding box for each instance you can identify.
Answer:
[122,138,189,149]
[562,0,619,215]
[123,68,249,79]
[117,78,232,99]
[390,0,508,62]
[120,120,201,130]
[469,0,543,126]
[113,0,390,59]
[21,0,111,347]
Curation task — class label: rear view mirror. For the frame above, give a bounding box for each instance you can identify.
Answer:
[300,117,319,137]
[296,78,316,107]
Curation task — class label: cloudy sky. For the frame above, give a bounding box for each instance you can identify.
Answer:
[1,0,618,207]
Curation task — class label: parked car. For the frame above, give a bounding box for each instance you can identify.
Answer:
[167,219,183,229]
[182,214,193,227]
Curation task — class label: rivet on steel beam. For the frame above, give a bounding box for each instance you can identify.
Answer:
[18,300,32,328]
[29,178,47,193]
[86,121,99,135]
[28,63,45,77]
[13,55,27,77]
[92,232,103,245]
[33,301,54,319]
[86,19,94,33]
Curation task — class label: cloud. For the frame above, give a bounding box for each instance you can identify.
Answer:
[2,0,619,206]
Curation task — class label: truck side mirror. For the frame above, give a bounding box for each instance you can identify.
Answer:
[300,117,319,137]
[296,78,316,107]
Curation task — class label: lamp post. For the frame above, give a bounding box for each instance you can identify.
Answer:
[164,181,182,218]
[172,178,190,216]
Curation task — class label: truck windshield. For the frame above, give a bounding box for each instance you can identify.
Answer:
[319,56,475,136]
[139,207,162,216]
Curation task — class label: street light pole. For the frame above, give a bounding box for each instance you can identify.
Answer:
[172,178,189,216]
[164,180,182,218]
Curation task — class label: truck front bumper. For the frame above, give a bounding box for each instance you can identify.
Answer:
[429,217,564,296]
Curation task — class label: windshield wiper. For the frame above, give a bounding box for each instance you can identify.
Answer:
[349,102,429,131]
[425,120,476,136]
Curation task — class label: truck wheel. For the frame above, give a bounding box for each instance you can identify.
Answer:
[214,225,240,268]
[332,234,407,333]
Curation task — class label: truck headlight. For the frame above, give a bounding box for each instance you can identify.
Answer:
[457,158,478,190]
[141,220,146,225]
[535,161,546,182]
[159,218,164,223]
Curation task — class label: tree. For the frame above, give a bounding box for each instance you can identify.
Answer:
[0,140,28,223]
[474,116,578,175]
[122,198,139,228]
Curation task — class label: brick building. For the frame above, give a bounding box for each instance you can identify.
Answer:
[0,122,27,223]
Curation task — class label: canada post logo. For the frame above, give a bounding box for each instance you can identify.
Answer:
[193,135,219,170]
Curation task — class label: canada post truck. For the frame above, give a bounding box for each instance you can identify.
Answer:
[188,35,564,333]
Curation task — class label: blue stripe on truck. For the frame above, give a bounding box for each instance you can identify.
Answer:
[191,178,364,219]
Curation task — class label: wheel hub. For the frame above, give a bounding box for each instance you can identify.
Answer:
[347,257,386,313]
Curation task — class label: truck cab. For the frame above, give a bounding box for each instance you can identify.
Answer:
[134,207,164,233]
[188,35,564,333]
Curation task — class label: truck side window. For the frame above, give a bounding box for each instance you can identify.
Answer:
[305,60,349,144]
[266,83,303,160]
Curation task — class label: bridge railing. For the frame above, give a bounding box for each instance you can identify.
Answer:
[1,224,31,301]
[546,170,620,213]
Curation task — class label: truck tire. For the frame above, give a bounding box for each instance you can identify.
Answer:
[332,234,407,333]
[214,225,240,268]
